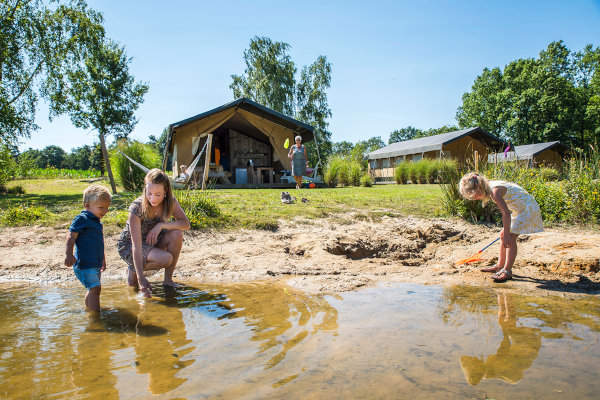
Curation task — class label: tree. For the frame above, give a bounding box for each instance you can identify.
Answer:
[0,0,104,145]
[389,126,421,143]
[296,55,333,166]
[89,143,105,174]
[64,145,92,170]
[457,41,599,148]
[231,36,334,168]
[40,145,66,168]
[421,125,459,137]
[148,128,168,158]
[332,141,355,157]
[55,39,149,193]
[230,36,296,115]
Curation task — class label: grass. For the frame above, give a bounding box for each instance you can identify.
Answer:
[0,179,444,230]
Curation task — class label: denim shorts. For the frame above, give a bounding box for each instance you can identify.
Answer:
[73,266,102,289]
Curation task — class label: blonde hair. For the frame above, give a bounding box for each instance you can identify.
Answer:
[459,172,493,205]
[83,184,111,207]
[142,168,174,221]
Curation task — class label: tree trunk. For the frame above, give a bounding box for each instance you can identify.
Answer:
[99,132,117,194]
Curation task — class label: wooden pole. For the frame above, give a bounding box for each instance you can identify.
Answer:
[202,133,213,190]
[474,150,479,172]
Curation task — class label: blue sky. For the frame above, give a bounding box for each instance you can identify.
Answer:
[22,0,600,152]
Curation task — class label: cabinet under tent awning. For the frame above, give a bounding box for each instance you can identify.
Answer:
[163,98,316,188]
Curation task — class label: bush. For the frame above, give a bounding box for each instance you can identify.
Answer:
[324,156,364,187]
[395,162,409,184]
[349,162,362,186]
[0,204,49,226]
[110,141,161,191]
[177,190,221,229]
[360,174,373,187]
[438,159,458,184]
[408,162,418,184]
[537,167,560,181]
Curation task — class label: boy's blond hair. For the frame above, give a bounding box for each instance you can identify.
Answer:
[459,172,493,205]
[83,184,112,206]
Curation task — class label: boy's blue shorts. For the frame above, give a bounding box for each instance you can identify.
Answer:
[73,267,101,289]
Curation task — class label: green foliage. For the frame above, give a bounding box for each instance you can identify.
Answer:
[324,156,364,187]
[176,190,221,229]
[16,167,101,180]
[445,147,600,225]
[0,0,105,144]
[457,41,600,149]
[0,145,17,184]
[360,174,373,187]
[230,36,333,167]
[0,204,49,226]
[413,160,429,184]
[110,141,160,191]
[395,162,409,184]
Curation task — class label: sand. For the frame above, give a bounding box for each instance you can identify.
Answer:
[0,215,598,295]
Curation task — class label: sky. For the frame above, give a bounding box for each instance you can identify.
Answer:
[20,0,600,152]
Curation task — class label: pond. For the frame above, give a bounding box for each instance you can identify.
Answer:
[0,282,599,399]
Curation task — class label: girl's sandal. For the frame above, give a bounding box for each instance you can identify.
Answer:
[493,269,512,283]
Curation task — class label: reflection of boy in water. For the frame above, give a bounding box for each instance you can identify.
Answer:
[460,293,542,385]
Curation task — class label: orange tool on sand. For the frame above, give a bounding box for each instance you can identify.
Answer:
[455,237,500,266]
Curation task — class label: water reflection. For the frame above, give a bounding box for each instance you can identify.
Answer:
[441,286,600,386]
[0,282,339,399]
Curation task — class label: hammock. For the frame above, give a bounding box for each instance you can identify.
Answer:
[118,140,208,188]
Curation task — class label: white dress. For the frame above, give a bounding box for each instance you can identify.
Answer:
[488,180,544,235]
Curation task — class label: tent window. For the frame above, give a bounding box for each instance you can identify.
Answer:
[382,158,390,168]
[412,154,422,162]
[369,160,377,170]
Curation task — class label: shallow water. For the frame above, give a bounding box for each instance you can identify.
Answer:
[0,282,599,399]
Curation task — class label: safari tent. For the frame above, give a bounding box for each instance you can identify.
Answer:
[487,141,567,169]
[367,127,505,181]
[163,98,316,187]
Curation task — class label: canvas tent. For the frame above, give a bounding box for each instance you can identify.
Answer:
[367,127,505,180]
[163,98,315,187]
[487,141,567,168]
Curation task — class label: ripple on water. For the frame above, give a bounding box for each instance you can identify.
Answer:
[0,282,599,399]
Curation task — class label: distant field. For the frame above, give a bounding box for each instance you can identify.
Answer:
[1,179,444,230]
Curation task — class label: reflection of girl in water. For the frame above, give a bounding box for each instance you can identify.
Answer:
[460,293,542,385]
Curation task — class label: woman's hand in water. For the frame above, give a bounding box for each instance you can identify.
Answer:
[146,223,164,246]
[138,276,152,298]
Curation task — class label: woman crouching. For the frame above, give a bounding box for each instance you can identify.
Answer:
[117,168,190,297]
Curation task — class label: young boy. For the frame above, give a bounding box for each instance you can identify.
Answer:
[65,184,111,312]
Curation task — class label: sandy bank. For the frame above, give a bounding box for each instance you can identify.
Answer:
[0,215,598,295]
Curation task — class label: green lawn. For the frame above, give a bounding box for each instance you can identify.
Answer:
[1,179,444,230]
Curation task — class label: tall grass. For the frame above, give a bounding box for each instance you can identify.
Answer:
[324,156,364,187]
[395,159,458,185]
[17,167,102,180]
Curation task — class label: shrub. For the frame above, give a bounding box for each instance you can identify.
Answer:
[110,140,161,191]
[408,162,418,184]
[0,204,49,226]
[177,190,221,229]
[395,162,409,184]
[324,157,363,187]
[360,174,373,187]
[413,160,429,184]
[537,167,560,181]
[349,162,362,186]
[438,159,458,184]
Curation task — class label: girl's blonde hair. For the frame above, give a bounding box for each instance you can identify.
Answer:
[142,168,174,221]
[459,172,493,205]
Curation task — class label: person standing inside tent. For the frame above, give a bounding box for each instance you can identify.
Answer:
[288,135,308,189]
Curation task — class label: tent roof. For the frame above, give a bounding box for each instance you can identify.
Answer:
[170,97,314,138]
[487,141,567,162]
[367,127,504,160]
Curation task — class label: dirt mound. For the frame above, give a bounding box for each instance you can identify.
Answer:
[324,221,471,266]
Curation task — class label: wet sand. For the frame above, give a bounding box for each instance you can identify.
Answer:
[0,215,598,295]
